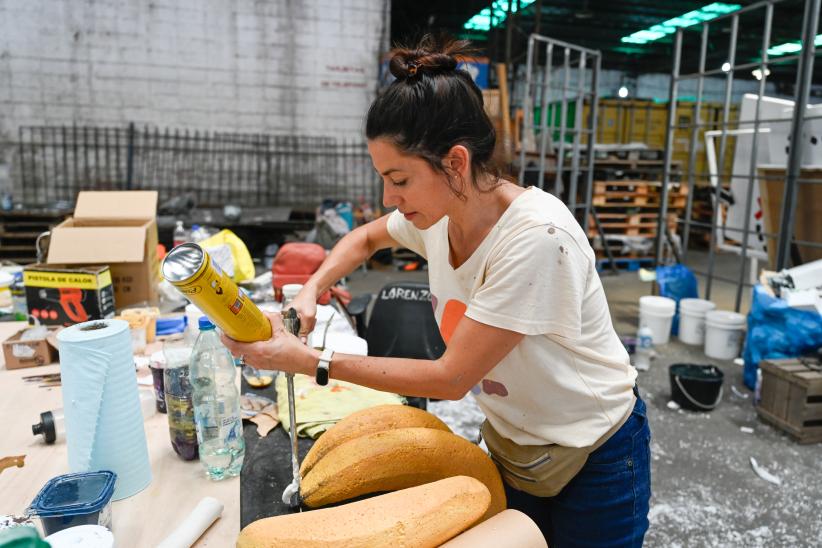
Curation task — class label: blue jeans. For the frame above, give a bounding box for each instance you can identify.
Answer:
[504,393,651,547]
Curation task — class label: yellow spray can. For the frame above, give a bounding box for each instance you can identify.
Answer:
[162,243,272,342]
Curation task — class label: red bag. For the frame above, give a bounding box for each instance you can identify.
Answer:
[272,243,333,304]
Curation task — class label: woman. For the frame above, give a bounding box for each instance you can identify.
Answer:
[224,36,651,547]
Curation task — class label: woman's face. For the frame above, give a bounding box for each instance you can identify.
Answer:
[368,139,456,230]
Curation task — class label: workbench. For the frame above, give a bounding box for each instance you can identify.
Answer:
[0,317,346,544]
[0,321,241,546]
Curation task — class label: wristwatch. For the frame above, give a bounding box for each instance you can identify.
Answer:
[316,348,334,386]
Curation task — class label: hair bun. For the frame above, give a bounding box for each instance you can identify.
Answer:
[388,35,472,80]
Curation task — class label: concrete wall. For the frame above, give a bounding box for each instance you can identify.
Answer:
[0,0,388,145]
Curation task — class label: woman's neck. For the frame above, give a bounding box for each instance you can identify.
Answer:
[447,180,525,267]
[449,180,521,232]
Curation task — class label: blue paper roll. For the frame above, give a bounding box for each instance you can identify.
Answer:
[57,319,152,500]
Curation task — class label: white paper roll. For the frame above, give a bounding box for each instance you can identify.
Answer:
[156,497,224,548]
[58,319,152,500]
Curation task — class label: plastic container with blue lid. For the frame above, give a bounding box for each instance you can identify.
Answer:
[26,471,117,536]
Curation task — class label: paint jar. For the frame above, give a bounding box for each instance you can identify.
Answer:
[678,298,717,345]
[704,310,747,360]
[638,296,676,345]
[163,336,199,460]
[27,471,116,536]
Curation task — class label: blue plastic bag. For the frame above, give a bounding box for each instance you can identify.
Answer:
[656,264,698,335]
[743,285,822,389]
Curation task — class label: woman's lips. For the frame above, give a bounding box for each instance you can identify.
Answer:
[403,212,416,220]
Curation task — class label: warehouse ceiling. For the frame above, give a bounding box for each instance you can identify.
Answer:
[391,0,814,86]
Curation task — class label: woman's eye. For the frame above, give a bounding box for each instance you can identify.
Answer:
[393,179,408,187]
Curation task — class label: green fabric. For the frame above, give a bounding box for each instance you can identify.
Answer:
[276,373,404,438]
[0,526,49,548]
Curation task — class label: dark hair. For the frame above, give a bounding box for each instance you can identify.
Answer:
[366,35,500,199]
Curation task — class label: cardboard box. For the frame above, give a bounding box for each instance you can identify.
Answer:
[47,191,159,309]
[23,264,116,326]
[2,326,60,369]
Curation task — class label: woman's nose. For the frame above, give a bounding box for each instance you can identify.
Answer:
[382,183,400,208]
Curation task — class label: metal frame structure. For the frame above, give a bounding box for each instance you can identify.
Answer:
[517,34,601,233]
[659,0,822,311]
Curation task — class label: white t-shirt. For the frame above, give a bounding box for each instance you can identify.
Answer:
[387,186,637,448]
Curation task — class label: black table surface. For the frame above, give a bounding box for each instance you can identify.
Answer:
[240,377,316,528]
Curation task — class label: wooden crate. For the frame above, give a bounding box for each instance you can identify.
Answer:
[757,358,822,444]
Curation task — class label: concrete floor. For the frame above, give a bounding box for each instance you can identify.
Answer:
[344,250,822,547]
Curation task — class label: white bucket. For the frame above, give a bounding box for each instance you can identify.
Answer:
[704,310,747,360]
[639,296,677,345]
[678,298,717,346]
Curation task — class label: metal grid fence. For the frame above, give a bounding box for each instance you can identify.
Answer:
[659,0,822,311]
[517,34,601,232]
[16,124,380,209]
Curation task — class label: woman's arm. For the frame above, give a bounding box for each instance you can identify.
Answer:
[304,214,396,297]
[223,313,524,401]
[290,214,397,335]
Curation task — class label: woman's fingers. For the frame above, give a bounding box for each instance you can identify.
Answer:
[220,333,242,355]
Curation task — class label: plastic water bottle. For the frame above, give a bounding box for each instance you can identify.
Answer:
[190,316,244,479]
[634,325,654,371]
[173,220,187,248]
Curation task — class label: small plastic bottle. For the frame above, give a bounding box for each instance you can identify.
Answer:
[190,316,245,480]
[634,325,654,371]
[173,220,187,248]
[11,271,27,321]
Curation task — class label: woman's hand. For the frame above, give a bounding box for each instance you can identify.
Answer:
[286,285,320,341]
[220,312,318,375]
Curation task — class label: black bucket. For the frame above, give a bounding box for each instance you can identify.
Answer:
[669,364,724,411]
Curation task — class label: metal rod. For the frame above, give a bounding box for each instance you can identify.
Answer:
[568,51,586,212]
[582,53,600,234]
[682,23,708,262]
[518,35,535,185]
[554,48,570,196]
[675,56,804,80]
[689,269,758,288]
[126,122,135,190]
[735,3,772,311]
[689,0,789,24]
[591,207,619,275]
[655,29,682,265]
[281,308,302,509]
[527,33,600,56]
[777,0,820,270]
[705,14,738,299]
[537,42,554,190]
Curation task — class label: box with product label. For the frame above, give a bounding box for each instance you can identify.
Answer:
[2,326,60,369]
[23,264,116,326]
[46,191,159,309]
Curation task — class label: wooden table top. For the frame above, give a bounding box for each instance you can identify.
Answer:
[0,321,239,547]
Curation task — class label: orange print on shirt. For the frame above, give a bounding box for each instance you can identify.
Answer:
[440,299,467,344]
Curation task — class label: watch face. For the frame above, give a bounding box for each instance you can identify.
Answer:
[316,365,329,386]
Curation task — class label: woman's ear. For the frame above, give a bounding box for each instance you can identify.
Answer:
[443,145,471,180]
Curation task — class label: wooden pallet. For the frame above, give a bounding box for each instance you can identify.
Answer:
[757,358,822,444]
[589,212,678,237]
[0,209,70,264]
[592,180,688,208]
[596,256,654,272]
